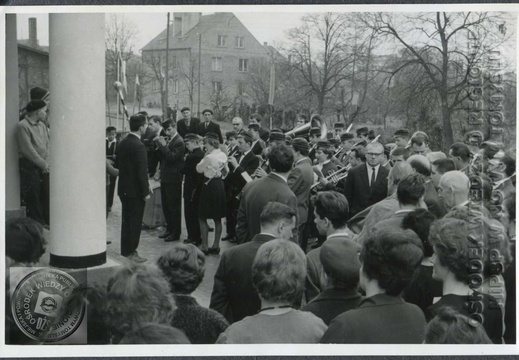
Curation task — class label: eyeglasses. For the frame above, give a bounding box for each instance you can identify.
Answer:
[367,152,382,157]
[232,123,240,126]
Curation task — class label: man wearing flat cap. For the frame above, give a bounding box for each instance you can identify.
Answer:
[334,122,345,139]
[19,86,50,125]
[338,132,355,165]
[393,128,410,148]
[115,113,151,262]
[177,107,200,139]
[16,100,50,227]
[198,109,223,143]
[356,127,369,142]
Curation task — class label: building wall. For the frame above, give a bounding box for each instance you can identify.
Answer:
[18,47,49,107]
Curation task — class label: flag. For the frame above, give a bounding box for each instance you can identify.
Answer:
[268,62,275,105]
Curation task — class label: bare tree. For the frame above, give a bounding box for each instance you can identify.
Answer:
[176,54,199,110]
[362,12,513,149]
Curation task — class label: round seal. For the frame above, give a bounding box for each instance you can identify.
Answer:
[11,268,85,342]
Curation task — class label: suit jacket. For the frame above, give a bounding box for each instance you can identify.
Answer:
[343,163,389,216]
[198,121,223,143]
[143,128,166,177]
[258,127,270,142]
[157,133,185,183]
[106,139,117,159]
[423,180,446,218]
[236,173,297,244]
[177,117,200,138]
[226,151,259,198]
[288,157,314,224]
[115,133,150,198]
[210,233,276,323]
[250,139,266,156]
[182,147,205,199]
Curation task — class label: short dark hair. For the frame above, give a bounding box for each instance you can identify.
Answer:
[260,202,296,227]
[408,156,432,177]
[401,209,437,257]
[500,152,516,177]
[450,142,472,162]
[225,130,237,140]
[351,147,366,162]
[129,114,147,131]
[410,136,427,147]
[6,217,46,264]
[157,244,206,294]
[314,191,349,229]
[397,174,426,206]
[162,119,176,130]
[391,146,410,159]
[250,113,263,123]
[433,158,456,175]
[267,144,294,172]
[425,307,492,344]
[119,323,190,344]
[106,126,117,133]
[298,114,308,122]
[361,228,423,296]
[137,111,148,117]
[149,115,162,125]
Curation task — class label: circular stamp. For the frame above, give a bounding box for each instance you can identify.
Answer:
[11,268,85,342]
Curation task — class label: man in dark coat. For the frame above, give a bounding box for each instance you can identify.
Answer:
[142,115,166,177]
[248,123,266,156]
[222,132,259,242]
[198,109,223,143]
[343,142,389,216]
[182,133,205,245]
[154,119,185,242]
[236,144,298,244]
[106,126,118,213]
[115,114,151,262]
[177,107,200,139]
[249,113,269,142]
[210,202,296,323]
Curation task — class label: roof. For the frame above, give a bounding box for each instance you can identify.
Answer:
[141,12,268,56]
[18,39,49,55]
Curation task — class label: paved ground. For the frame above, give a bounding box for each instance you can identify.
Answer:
[105,189,235,308]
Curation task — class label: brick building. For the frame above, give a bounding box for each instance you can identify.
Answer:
[18,17,49,107]
[140,12,271,118]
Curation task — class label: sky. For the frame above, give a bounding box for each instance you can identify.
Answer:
[16,12,305,50]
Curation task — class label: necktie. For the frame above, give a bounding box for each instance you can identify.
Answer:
[370,167,376,187]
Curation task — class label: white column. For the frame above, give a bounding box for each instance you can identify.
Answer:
[49,14,106,268]
[6,15,22,218]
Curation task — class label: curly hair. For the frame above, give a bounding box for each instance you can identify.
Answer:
[425,306,492,344]
[361,228,423,296]
[156,244,205,294]
[397,174,426,206]
[252,239,306,304]
[6,217,46,264]
[105,265,176,342]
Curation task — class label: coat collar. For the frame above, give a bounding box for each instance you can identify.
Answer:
[358,293,405,308]
[310,288,362,303]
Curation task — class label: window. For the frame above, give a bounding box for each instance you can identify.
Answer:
[217,35,227,47]
[239,59,248,72]
[213,81,222,94]
[235,36,244,48]
[211,57,222,71]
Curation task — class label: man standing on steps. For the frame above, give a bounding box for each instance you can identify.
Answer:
[115,114,151,263]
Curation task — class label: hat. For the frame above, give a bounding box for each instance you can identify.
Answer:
[383,144,393,157]
[204,132,219,141]
[271,128,283,134]
[320,238,361,286]
[334,122,345,129]
[353,139,367,148]
[26,100,47,113]
[30,87,49,101]
[130,114,146,129]
[162,119,176,129]
[184,133,201,142]
[269,132,285,142]
[202,109,213,115]
[340,133,355,141]
[180,107,190,113]
[394,128,410,138]
[316,140,331,150]
[239,132,254,144]
[248,123,260,131]
[329,138,340,146]
[292,137,310,153]
[225,130,238,139]
[309,127,321,137]
[356,127,368,136]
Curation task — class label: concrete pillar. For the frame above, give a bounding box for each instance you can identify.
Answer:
[6,15,23,219]
[49,14,106,268]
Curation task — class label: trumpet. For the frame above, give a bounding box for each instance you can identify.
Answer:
[310,164,351,190]
[333,146,343,158]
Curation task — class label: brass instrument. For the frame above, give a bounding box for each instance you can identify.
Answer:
[310,164,352,191]
[285,113,328,140]
[333,146,343,158]
[253,157,269,179]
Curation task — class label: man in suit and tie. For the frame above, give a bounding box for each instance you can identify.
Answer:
[222,132,260,242]
[198,109,223,143]
[154,119,185,242]
[236,144,298,244]
[288,138,314,250]
[177,107,200,139]
[343,141,389,217]
[115,114,151,262]
[247,123,266,156]
[106,126,118,213]
[145,116,167,177]
[210,202,297,323]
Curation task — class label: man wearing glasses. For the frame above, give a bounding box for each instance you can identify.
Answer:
[232,117,245,135]
[198,109,223,143]
[343,142,389,216]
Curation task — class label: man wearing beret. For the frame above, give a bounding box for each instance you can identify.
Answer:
[198,109,223,143]
[115,113,151,262]
[16,100,50,227]
[177,107,200,139]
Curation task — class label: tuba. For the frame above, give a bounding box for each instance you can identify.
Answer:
[285,113,328,140]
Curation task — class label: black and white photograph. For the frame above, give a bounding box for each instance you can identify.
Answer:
[2,3,518,356]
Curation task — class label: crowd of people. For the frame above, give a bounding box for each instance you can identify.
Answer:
[10,90,517,345]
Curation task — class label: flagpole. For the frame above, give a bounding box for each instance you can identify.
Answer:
[164,12,170,123]
[132,74,137,115]
[116,38,121,131]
